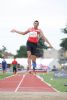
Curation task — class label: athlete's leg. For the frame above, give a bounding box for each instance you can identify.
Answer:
[26,41,32,70]
[31,55,36,70]
[27,51,31,70]
[31,43,37,70]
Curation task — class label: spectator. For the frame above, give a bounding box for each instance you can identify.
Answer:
[12,57,18,74]
[2,57,7,74]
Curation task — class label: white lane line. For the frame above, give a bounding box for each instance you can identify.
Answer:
[15,74,25,92]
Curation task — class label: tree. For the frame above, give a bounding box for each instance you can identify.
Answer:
[36,38,49,57]
[60,25,67,50]
[59,25,67,61]
[0,50,2,58]
[62,25,67,34]
[2,45,7,52]
[37,37,49,49]
[60,38,67,50]
[0,45,7,58]
[15,45,27,58]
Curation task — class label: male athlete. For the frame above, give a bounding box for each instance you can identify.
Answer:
[11,20,53,71]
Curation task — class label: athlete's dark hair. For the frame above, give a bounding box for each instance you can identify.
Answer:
[34,20,39,25]
[34,20,39,23]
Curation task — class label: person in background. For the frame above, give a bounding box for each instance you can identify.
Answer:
[12,57,18,74]
[2,57,7,74]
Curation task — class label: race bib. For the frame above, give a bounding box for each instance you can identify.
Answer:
[29,32,37,37]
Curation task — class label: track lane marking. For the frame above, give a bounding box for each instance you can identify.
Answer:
[14,74,25,92]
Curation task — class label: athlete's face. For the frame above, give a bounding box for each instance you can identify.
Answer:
[33,21,39,28]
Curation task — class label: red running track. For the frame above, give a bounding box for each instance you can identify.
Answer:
[0,73,56,92]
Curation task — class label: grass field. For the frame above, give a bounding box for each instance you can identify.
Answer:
[39,72,67,92]
[0,72,12,79]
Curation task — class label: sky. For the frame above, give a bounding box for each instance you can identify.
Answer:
[0,0,67,54]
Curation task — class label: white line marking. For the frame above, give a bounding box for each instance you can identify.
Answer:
[5,74,15,79]
[15,74,25,92]
[1,74,16,80]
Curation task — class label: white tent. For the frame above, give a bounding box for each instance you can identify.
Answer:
[0,58,53,68]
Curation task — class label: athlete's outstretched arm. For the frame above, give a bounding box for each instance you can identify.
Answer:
[39,29,53,48]
[11,29,29,35]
